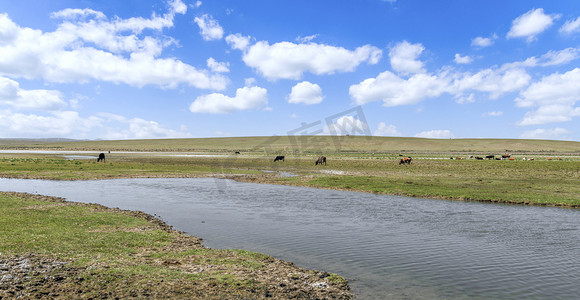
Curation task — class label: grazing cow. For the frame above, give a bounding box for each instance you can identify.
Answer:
[485,155,495,160]
[475,156,484,160]
[315,156,327,166]
[97,153,105,162]
[274,155,285,162]
[502,154,511,160]
[399,157,412,165]
[234,151,240,154]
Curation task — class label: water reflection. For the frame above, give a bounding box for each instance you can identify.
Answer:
[1,177,578,299]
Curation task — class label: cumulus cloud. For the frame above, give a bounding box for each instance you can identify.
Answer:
[374,122,402,136]
[560,17,580,35]
[520,128,571,140]
[0,6,227,90]
[242,41,382,80]
[0,76,67,110]
[350,41,534,107]
[194,14,224,41]
[454,53,473,64]
[206,57,229,73]
[389,41,425,75]
[415,129,454,139]
[287,81,324,105]
[482,111,503,117]
[190,86,268,113]
[471,34,497,47]
[225,33,251,51]
[516,68,580,126]
[507,8,559,42]
[98,114,192,139]
[350,71,449,106]
[323,116,370,136]
[0,110,101,138]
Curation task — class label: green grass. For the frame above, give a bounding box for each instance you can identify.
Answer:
[1,152,579,207]
[2,136,580,153]
[0,192,348,298]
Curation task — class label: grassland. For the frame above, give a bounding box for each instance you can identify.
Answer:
[1,136,579,207]
[0,192,351,299]
[0,136,578,298]
[3,135,580,154]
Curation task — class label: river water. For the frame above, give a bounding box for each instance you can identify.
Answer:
[1,177,578,299]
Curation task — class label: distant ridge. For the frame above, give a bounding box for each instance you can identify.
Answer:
[1,136,578,154]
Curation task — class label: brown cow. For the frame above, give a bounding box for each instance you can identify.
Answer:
[315,156,326,165]
[399,157,412,165]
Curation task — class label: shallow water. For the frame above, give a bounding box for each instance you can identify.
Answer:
[1,177,579,299]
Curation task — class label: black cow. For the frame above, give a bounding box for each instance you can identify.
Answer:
[485,155,495,160]
[97,153,105,162]
[475,156,484,160]
[274,155,285,162]
[315,156,326,165]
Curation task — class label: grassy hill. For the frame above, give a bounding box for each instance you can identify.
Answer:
[1,136,579,154]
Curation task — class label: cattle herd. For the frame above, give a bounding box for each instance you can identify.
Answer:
[94,151,555,167]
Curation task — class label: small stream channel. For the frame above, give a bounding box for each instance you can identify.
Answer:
[1,177,579,299]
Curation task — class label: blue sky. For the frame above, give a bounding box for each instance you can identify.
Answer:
[1,0,580,141]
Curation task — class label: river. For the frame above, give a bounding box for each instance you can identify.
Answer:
[1,177,578,299]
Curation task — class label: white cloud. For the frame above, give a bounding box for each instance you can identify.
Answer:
[242,41,382,80]
[169,0,188,15]
[190,86,268,113]
[350,41,536,107]
[323,116,370,136]
[415,129,454,139]
[538,48,580,66]
[559,17,580,35]
[244,77,257,87]
[516,68,580,126]
[374,122,402,136]
[225,33,251,51]
[105,116,191,139]
[471,34,497,47]
[454,53,473,64]
[0,9,227,90]
[194,14,223,41]
[191,1,202,9]
[350,71,449,106]
[287,81,324,105]
[206,57,229,73]
[0,76,67,110]
[0,110,101,138]
[389,41,425,75]
[507,8,559,42]
[0,108,192,139]
[296,34,319,43]
[483,111,503,117]
[520,128,571,140]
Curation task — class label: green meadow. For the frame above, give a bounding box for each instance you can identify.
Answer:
[1,136,579,207]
